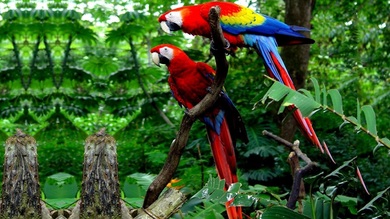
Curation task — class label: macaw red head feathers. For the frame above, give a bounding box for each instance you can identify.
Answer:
[158,4,209,37]
[158,7,188,34]
[150,44,188,67]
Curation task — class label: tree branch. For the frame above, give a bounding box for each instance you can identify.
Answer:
[136,189,186,219]
[59,34,72,89]
[11,35,25,90]
[262,130,318,209]
[143,6,227,208]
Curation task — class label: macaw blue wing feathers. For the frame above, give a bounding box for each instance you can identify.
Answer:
[244,34,290,84]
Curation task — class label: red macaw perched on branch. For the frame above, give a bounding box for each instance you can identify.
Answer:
[151,44,248,219]
[158,1,329,155]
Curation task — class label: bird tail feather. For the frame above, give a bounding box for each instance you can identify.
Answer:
[248,35,330,156]
[207,117,242,219]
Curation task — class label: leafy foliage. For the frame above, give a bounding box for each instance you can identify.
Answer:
[43,172,79,209]
[261,78,389,149]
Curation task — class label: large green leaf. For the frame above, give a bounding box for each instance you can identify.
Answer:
[43,172,78,199]
[328,89,343,114]
[261,81,291,103]
[262,81,321,117]
[311,78,321,103]
[335,195,358,215]
[282,90,320,117]
[82,56,119,76]
[193,176,226,203]
[361,105,377,136]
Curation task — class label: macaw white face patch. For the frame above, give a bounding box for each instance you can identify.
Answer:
[165,11,183,27]
[159,46,174,61]
[151,46,174,67]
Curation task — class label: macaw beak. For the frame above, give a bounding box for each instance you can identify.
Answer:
[151,52,170,67]
[151,52,161,66]
[160,21,182,34]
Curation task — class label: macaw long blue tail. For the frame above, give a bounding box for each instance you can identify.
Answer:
[244,35,295,88]
[244,35,334,160]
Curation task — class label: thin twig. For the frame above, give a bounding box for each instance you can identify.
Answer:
[262,130,313,164]
[143,6,227,208]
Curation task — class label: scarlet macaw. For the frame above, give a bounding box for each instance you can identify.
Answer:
[158,1,327,153]
[151,44,248,219]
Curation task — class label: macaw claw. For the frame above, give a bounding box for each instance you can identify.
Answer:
[210,39,231,55]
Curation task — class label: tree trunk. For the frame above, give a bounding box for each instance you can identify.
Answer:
[280,0,315,142]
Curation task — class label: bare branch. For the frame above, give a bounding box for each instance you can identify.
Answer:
[136,189,186,219]
[262,130,314,164]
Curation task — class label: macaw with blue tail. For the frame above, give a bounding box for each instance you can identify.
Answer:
[158,1,330,155]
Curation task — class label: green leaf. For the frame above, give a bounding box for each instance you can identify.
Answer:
[300,88,315,101]
[187,200,225,219]
[282,90,321,117]
[44,198,78,209]
[2,9,22,20]
[322,86,327,106]
[231,193,257,207]
[378,138,390,150]
[328,89,343,114]
[346,116,359,124]
[311,78,321,103]
[324,157,357,179]
[193,175,226,203]
[302,196,334,219]
[262,206,310,219]
[361,105,377,136]
[262,81,321,117]
[122,173,156,200]
[358,186,390,213]
[340,116,357,129]
[43,172,78,199]
[335,195,358,215]
[122,197,144,208]
[82,56,119,76]
[261,81,290,103]
[227,182,241,193]
[356,99,361,125]
[62,9,82,21]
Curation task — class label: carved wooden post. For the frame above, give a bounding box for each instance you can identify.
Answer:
[70,128,131,219]
[0,129,50,219]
